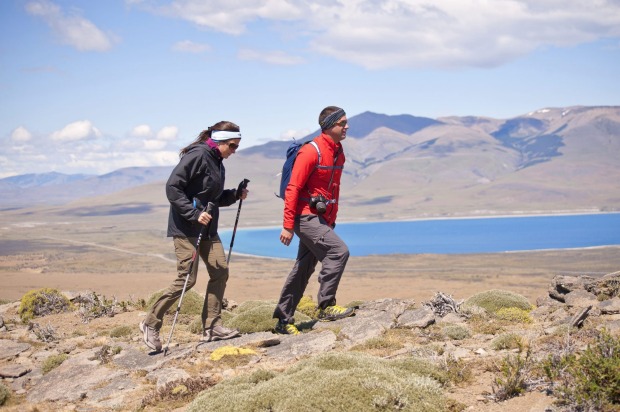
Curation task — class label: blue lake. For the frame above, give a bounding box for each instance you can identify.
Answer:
[220,213,620,259]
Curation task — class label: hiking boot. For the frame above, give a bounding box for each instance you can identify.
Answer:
[273,321,300,335]
[317,305,355,322]
[139,320,162,352]
[201,325,241,342]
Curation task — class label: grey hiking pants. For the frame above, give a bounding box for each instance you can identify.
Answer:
[144,235,228,331]
[273,214,350,324]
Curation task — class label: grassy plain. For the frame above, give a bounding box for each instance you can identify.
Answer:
[1,196,619,305]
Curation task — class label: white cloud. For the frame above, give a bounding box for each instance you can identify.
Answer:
[26,0,115,52]
[156,126,178,141]
[238,49,305,65]
[280,128,311,141]
[133,0,620,69]
[11,127,33,142]
[147,0,302,35]
[172,40,211,53]
[143,140,167,150]
[50,120,102,142]
[130,124,153,138]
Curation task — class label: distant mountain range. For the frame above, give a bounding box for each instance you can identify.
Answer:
[2,106,619,222]
[0,167,173,209]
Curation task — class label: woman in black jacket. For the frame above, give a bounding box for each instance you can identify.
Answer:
[140,121,248,351]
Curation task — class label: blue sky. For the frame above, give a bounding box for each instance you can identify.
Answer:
[1,0,619,177]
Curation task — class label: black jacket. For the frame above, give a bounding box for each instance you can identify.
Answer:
[165,143,237,238]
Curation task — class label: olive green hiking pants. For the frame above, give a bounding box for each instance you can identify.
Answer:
[144,235,229,331]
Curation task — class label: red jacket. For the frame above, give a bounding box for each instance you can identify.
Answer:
[283,133,345,229]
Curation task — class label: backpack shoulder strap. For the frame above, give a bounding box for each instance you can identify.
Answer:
[308,140,321,166]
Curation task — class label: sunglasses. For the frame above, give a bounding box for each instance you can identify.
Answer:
[227,142,239,150]
[334,120,348,127]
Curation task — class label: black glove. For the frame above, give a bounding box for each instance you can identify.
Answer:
[235,178,250,200]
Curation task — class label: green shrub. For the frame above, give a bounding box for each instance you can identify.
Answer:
[543,329,620,410]
[442,324,471,341]
[492,348,533,401]
[468,314,505,335]
[187,352,449,412]
[18,288,72,323]
[351,335,404,354]
[296,295,319,318]
[491,333,525,351]
[209,346,257,368]
[140,376,217,410]
[0,382,10,406]
[146,290,204,316]
[109,325,133,338]
[495,307,532,324]
[42,353,68,374]
[441,355,472,386]
[464,290,532,315]
[225,304,311,334]
[233,300,276,314]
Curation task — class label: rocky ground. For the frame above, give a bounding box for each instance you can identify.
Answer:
[0,273,619,412]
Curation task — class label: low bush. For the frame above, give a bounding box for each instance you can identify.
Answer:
[18,288,72,323]
[210,346,257,361]
[75,292,124,323]
[495,307,532,324]
[140,376,218,410]
[543,329,620,410]
[442,324,471,341]
[187,352,449,412]
[296,295,319,318]
[464,290,532,315]
[225,302,311,334]
[350,330,406,355]
[209,346,257,368]
[42,353,68,374]
[0,382,10,406]
[491,333,525,351]
[109,325,132,338]
[441,355,473,386]
[491,348,533,401]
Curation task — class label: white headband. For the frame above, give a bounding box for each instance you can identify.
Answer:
[211,130,242,142]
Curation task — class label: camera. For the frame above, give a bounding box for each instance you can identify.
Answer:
[309,194,328,215]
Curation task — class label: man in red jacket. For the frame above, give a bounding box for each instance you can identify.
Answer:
[273,106,355,335]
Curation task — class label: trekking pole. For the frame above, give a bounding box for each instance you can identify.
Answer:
[163,202,214,356]
[227,178,250,265]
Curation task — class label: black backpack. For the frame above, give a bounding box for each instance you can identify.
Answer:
[276,140,320,200]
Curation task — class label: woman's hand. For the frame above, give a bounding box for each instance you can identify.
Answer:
[198,211,212,226]
[239,188,249,200]
[280,228,294,246]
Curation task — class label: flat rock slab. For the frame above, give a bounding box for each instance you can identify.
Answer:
[26,349,134,405]
[194,332,278,353]
[0,340,31,360]
[398,307,436,329]
[0,363,31,378]
[599,297,620,314]
[265,330,337,362]
[336,311,394,347]
[113,342,193,371]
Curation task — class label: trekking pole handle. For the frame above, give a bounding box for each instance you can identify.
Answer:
[236,178,250,200]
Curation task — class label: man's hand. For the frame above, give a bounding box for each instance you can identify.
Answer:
[238,188,249,200]
[280,228,294,246]
[198,211,212,226]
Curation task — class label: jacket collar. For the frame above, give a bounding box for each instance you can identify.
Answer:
[318,132,342,152]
